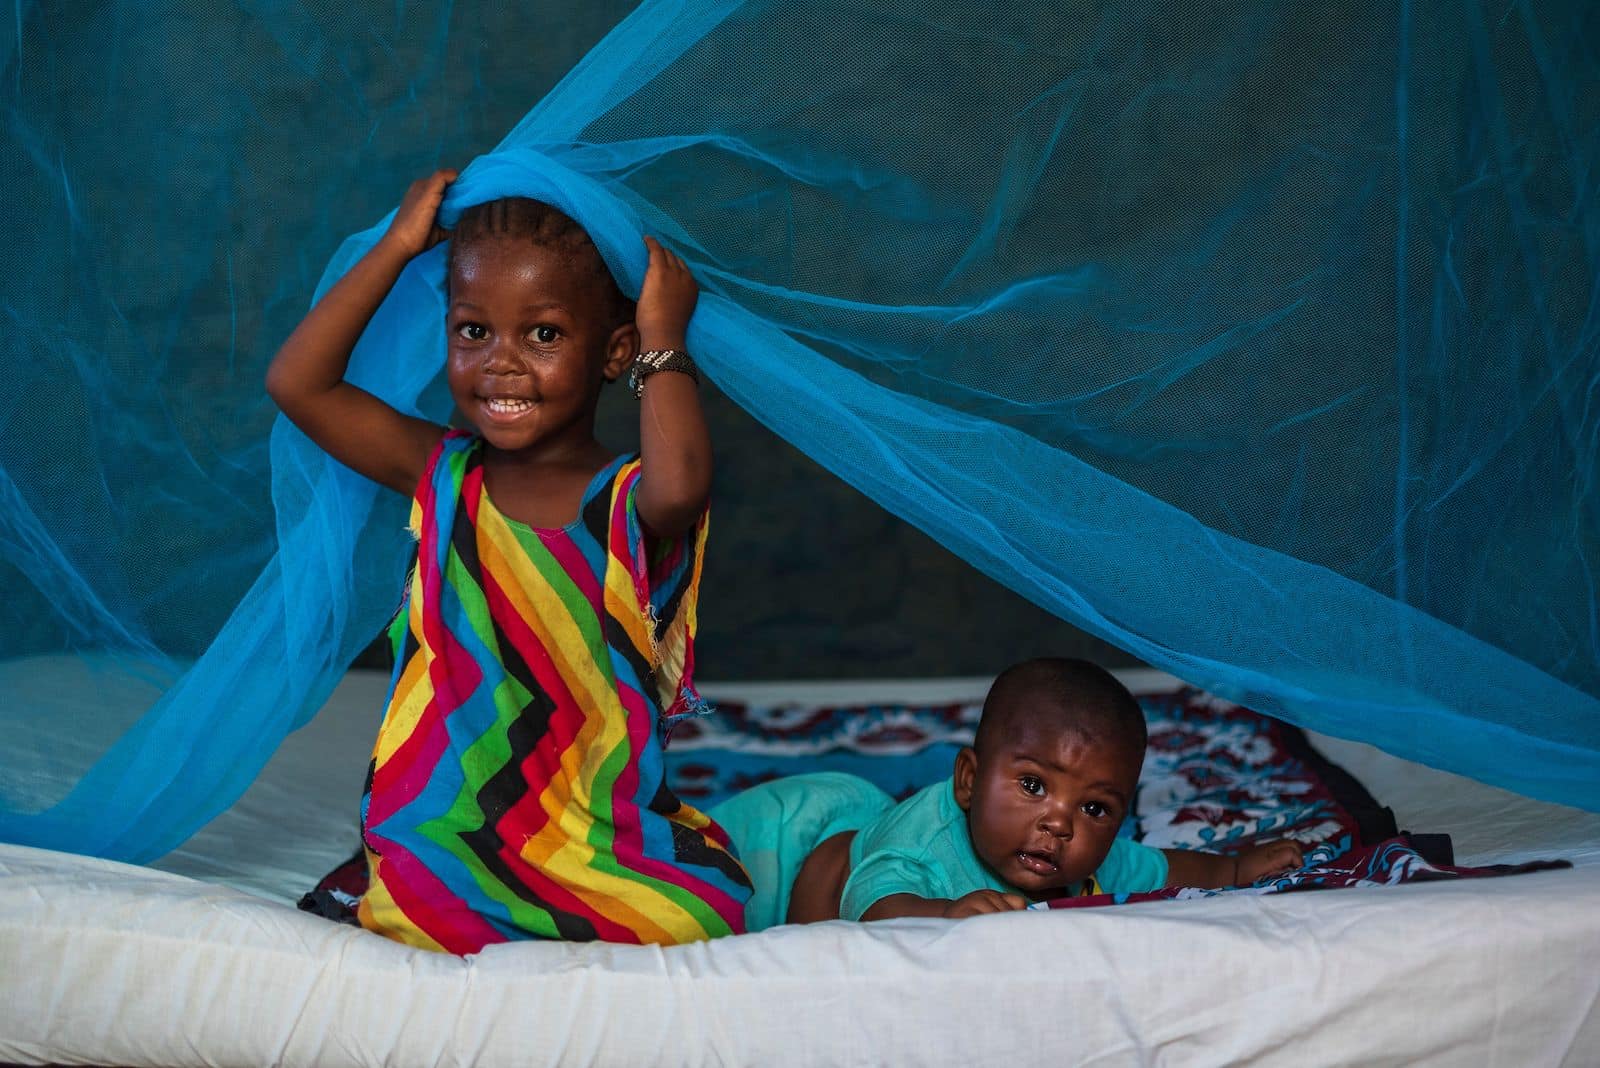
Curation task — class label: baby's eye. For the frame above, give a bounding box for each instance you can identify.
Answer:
[1081,801,1109,819]
[530,324,560,344]
[455,322,488,342]
[1019,775,1044,796]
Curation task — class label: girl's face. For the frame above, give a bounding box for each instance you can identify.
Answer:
[445,236,633,456]
[953,726,1141,899]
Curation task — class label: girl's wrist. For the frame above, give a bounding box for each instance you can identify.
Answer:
[373,232,426,264]
[637,334,688,352]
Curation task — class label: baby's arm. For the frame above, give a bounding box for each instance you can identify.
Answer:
[860,889,1028,921]
[632,236,712,538]
[1161,838,1305,888]
[265,170,456,495]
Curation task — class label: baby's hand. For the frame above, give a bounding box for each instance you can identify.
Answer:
[636,235,699,351]
[1234,839,1305,884]
[381,169,458,259]
[941,889,1029,919]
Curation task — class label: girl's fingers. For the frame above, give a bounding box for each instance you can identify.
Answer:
[644,235,687,270]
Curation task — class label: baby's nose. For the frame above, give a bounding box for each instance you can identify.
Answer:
[1040,807,1073,838]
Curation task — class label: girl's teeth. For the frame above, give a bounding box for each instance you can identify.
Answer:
[487,398,533,413]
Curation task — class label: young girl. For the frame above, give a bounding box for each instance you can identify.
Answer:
[267,169,752,952]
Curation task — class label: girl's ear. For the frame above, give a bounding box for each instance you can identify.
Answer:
[602,322,639,381]
[952,746,978,811]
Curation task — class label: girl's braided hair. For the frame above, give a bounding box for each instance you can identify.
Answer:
[446,197,633,325]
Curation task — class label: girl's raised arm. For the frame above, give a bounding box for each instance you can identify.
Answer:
[265,170,457,495]
[632,236,713,538]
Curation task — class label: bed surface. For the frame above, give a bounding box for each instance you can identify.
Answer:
[4,663,1600,1066]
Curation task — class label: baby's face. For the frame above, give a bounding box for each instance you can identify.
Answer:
[954,728,1141,898]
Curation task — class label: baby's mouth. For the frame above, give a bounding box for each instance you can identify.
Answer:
[1015,849,1059,876]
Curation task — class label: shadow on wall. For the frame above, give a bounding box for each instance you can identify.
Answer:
[684,384,1143,680]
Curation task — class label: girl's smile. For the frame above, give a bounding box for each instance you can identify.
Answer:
[482,396,537,417]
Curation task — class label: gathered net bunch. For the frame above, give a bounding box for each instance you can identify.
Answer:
[2,0,1596,861]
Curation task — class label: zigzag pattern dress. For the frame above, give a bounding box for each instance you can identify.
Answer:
[357,431,751,952]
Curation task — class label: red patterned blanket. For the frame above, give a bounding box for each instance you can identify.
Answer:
[1047,688,1566,908]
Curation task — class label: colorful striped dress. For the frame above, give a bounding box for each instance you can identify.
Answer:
[357,431,751,952]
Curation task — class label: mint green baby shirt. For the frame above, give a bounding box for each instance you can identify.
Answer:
[839,777,1168,920]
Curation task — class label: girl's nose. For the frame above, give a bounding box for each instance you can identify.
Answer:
[482,336,523,373]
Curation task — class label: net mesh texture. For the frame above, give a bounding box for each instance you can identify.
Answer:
[2,0,1596,863]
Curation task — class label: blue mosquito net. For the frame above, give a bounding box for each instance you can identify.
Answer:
[2,0,1597,864]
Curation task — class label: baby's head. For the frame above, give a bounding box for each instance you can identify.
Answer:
[953,657,1147,899]
[444,198,636,450]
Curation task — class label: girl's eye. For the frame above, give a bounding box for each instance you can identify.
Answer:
[1019,775,1044,796]
[1082,801,1108,819]
[531,325,560,343]
[456,323,488,341]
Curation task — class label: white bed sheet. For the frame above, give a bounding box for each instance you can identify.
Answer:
[4,664,1600,1066]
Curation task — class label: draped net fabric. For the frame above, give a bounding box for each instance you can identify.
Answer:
[2,0,1597,863]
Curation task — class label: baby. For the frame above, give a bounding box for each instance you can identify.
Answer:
[713,657,1304,929]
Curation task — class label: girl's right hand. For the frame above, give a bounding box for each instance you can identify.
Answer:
[380,169,459,258]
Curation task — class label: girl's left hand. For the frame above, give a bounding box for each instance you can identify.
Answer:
[636,236,699,351]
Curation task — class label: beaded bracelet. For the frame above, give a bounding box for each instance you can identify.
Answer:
[629,349,700,397]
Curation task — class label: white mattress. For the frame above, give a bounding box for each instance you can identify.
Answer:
[4,665,1600,1066]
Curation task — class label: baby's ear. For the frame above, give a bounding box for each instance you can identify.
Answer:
[602,322,639,382]
[952,747,978,810]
